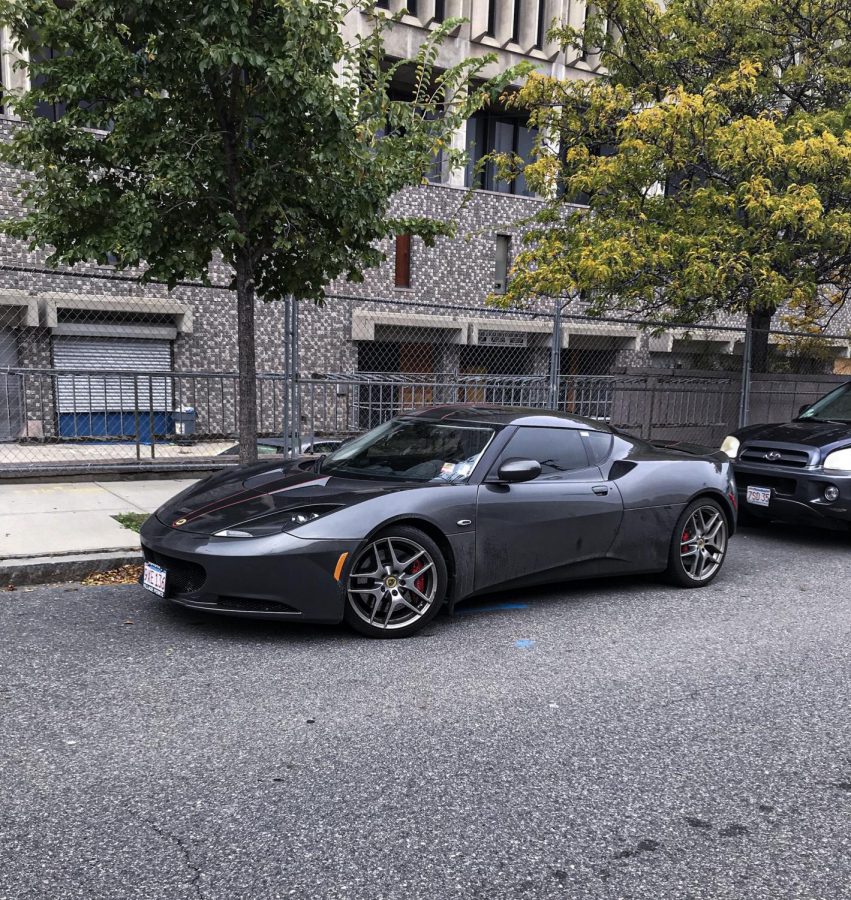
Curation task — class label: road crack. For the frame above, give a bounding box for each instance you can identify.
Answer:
[135,814,205,899]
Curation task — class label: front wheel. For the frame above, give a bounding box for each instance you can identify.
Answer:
[344,526,448,638]
[665,499,729,587]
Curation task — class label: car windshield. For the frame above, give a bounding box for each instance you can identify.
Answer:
[321,418,495,483]
[797,384,851,423]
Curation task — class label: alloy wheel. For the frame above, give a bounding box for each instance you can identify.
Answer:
[679,505,728,582]
[347,536,438,631]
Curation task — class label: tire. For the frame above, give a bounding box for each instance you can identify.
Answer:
[665,498,729,588]
[343,525,448,638]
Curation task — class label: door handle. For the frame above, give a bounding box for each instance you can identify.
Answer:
[592,485,609,496]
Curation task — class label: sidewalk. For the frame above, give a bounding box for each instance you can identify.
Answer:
[1,479,197,584]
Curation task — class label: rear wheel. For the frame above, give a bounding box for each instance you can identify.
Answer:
[344,526,447,638]
[666,499,729,587]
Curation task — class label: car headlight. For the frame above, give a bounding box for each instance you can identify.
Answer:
[720,435,740,459]
[823,448,851,473]
[214,505,339,538]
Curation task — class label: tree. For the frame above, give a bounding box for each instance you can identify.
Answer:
[0,0,522,463]
[497,0,851,372]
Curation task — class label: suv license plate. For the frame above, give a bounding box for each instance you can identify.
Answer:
[143,561,167,597]
[746,486,771,507]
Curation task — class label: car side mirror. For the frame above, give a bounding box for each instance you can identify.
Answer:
[497,458,542,483]
[797,404,810,417]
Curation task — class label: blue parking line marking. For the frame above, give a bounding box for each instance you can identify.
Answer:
[456,601,529,615]
[514,639,536,650]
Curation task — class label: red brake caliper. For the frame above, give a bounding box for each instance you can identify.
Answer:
[681,530,690,552]
[410,559,425,593]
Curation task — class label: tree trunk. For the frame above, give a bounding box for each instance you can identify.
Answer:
[235,251,258,466]
[749,306,773,375]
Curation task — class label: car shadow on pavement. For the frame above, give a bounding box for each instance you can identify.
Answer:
[737,521,850,550]
[153,597,352,644]
[451,571,665,616]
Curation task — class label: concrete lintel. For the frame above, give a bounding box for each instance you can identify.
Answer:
[768,332,851,359]
[43,293,193,334]
[352,309,468,344]
[52,323,179,341]
[0,290,39,327]
[561,322,641,351]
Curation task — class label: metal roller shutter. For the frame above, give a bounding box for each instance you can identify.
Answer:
[54,336,172,413]
[0,328,22,442]
[53,336,173,440]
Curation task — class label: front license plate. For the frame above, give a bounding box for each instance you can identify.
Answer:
[746,486,771,507]
[143,561,167,597]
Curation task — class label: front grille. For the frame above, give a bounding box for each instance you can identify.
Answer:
[143,548,206,594]
[736,473,798,496]
[739,446,811,469]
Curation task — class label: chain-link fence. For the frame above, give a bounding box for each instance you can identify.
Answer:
[1,284,849,474]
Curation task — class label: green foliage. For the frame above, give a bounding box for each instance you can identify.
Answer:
[0,0,521,300]
[112,512,149,533]
[499,0,851,334]
[0,0,526,461]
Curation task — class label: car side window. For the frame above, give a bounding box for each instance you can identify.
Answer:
[583,430,614,465]
[493,427,590,479]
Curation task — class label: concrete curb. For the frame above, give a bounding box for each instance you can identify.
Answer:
[1,551,144,587]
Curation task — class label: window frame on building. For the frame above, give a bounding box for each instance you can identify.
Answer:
[394,233,412,288]
[465,108,538,196]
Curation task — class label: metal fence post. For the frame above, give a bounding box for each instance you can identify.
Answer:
[281,294,301,456]
[282,295,291,449]
[738,316,753,429]
[548,299,562,408]
[289,297,301,454]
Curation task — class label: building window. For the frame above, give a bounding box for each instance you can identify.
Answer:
[511,0,522,43]
[486,0,497,36]
[535,0,547,49]
[32,47,67,122]
[580,3,593,60]
[406,0,418,15]
[434,0,445,21]
[466,110,538,196]
[376,0,390,8]
[394,234,411,288]
[494,234,511,293]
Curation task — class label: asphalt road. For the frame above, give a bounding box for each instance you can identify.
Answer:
[2,524,850,900]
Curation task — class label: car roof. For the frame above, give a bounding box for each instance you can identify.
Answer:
[402,404,612,432]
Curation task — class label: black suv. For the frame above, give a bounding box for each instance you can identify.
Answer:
[721,382,851,530]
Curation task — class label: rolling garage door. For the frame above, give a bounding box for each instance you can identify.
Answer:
[0,327,23,442]
[53,336,173,441]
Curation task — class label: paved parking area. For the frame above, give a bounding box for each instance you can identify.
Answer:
[1,525,850,900]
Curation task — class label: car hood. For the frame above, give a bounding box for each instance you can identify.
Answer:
[155,458,420,535]
[736,419,851,449]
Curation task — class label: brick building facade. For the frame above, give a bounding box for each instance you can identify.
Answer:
[0,4,849,447]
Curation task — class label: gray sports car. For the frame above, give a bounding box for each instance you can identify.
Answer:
[140,406,737,638]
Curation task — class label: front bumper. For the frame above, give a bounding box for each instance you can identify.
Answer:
[139,514,356,622]
[732,461,851,527]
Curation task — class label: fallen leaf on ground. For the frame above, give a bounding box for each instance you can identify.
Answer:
[82,565,143,586]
